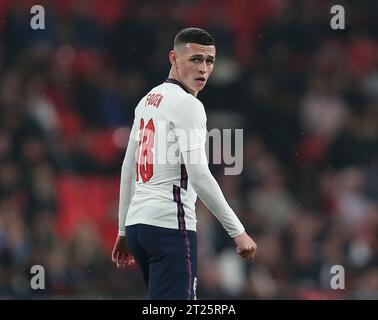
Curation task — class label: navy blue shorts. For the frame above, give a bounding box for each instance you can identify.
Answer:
[126,224,197,300]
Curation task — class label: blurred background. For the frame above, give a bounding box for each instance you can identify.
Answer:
[0,0,377,299]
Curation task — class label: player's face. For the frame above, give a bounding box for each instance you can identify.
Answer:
[175,43,216,94]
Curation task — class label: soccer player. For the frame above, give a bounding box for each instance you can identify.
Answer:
[111,28,257,300]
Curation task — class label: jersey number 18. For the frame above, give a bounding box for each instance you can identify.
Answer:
[136,118,155,183]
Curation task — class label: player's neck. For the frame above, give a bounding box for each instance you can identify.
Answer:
[168,69,198,97]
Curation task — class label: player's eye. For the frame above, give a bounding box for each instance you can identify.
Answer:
[206,59,214,65]
[191,57,202,63]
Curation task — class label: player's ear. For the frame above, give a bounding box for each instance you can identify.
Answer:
[169,50,177,65]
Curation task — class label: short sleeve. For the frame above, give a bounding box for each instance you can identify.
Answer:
[172,95,207,152]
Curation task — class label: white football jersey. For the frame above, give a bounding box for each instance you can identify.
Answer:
[125,79,207,232]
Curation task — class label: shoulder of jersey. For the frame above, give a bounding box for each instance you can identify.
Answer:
[163,82,191,99]
[181,93,205,113]
[138,82,205,113]
[160,82,204,109]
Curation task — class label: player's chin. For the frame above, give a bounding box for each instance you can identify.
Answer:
[193,81,206,90]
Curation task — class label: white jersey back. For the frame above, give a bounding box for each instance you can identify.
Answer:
[125,79,207,232]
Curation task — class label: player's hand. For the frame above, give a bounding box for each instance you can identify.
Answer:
[111,235,135,268]
[233,232,257,260]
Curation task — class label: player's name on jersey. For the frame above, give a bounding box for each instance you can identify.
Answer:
[145,93,164,108]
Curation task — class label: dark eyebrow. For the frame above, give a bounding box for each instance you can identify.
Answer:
[190,54,215,61]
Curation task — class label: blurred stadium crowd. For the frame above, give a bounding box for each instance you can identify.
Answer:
[0,0,377,299]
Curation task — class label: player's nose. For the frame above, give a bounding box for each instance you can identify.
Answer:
[198,61,207,74]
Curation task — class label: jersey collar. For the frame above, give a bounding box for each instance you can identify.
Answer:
[165,78,190,93]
